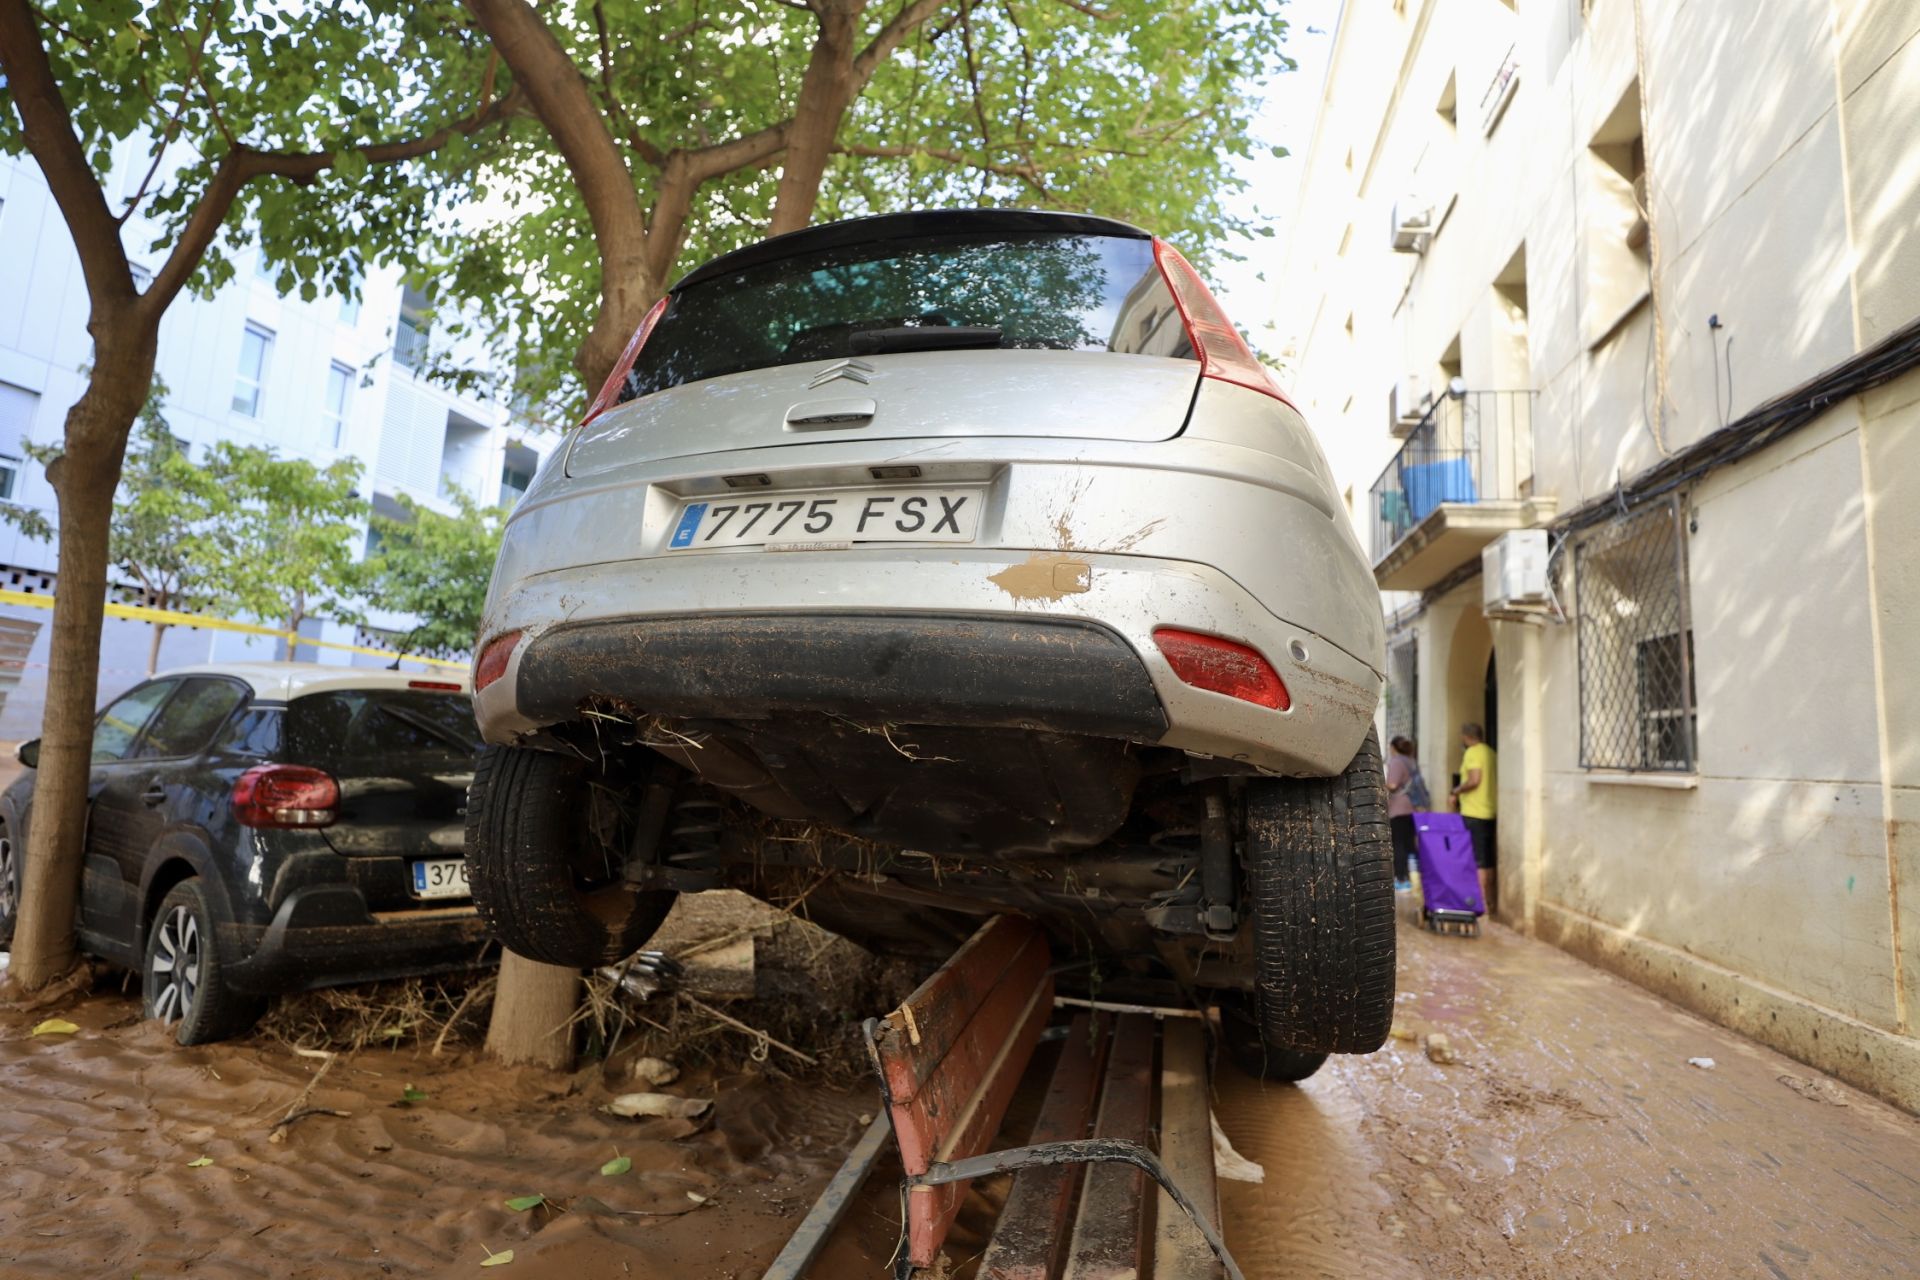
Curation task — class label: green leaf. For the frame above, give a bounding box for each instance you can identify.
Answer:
[480,1248,515,1267]
[32,1018,80,1036]
[401,1085,428,1104]
[600,1156,632,1177]
[504,1195,545,1212]
[187,1156,213,1168]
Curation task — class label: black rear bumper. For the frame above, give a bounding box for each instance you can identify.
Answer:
[220,886,494,994]
[515,613,1168,740]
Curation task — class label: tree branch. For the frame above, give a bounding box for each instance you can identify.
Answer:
[836,141,1048,194]
[0,0,135,307]
[141,86,525,320]
[1049,0,1116,18]
[852,0,955,93]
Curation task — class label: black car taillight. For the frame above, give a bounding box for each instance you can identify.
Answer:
[232,764,340,829]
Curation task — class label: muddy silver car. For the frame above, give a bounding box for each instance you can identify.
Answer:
[466,210,1391,1078]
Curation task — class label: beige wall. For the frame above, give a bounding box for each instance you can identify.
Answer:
[1294,0,1920,1108]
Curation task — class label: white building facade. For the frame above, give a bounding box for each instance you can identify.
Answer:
[1281,0,1920,1109]
[0,146,552,736]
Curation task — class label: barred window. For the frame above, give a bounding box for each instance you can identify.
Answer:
[1573,495,1697,772]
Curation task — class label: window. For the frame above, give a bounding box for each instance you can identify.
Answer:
[1574,496,1697,772]
[1583,80,1651,347]
[232,323,274,417]
[134,678,248,759]
[395,284,432,371]
[286,690,482,768]
[623,231,1186,401]
[0,380,40,501]
[92,681,178,762]
[339,295,361,325]
[323,361,353,448]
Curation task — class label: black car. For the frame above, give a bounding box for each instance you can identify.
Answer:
[0,663,495,1043]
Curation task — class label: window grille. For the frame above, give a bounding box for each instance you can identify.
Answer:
[1574,495,1696,771]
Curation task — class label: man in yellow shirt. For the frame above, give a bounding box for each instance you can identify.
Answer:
[1450,722,1497,913]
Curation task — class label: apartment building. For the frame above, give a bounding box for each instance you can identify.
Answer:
[1280,0,1920,1108]
[0,149,552,736]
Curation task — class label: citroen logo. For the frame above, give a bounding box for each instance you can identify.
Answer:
[808,358,876,389]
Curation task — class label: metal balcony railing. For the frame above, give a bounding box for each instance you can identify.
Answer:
[1369,390,1537,562]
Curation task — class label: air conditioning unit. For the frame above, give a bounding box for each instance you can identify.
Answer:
[1483,529,1552,618]
[1388,376,1430,436]
[1390,200,1433,253]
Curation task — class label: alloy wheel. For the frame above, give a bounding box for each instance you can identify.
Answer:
[149,905,202,1026]
[0,834,14,921]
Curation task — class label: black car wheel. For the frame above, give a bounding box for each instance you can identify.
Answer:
[1243,727,1396,1055]
[144,879,265,1045]
[0,820,17,947]
[1217,993,1328,1082]
[465,745,677,967]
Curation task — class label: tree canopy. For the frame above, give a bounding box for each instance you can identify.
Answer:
[361,489,509,657]
[413,0,1291,422]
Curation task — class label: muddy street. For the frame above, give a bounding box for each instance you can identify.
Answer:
[1216,910,1920,1279]
[2,903,1918,1278]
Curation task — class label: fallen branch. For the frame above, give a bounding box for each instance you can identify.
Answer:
[268,1107,352,1142]
[678,994,819,1067]
[267,1051,337,1144]
[431,974,497,1056]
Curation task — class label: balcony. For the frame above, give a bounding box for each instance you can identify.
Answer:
[1369,390,1555,592]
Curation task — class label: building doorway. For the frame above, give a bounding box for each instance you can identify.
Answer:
[1485,650,1499,744]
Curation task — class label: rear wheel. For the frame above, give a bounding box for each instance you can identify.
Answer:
[465,745,677,967]
[1216,994,1327,1082]
[1243,728,1396,1054]
[144,878,266,1045]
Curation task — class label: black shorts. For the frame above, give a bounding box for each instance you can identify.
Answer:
[1463,816,1497,869]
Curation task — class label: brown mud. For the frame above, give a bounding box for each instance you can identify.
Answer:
[1216,906,1920,1279]
[3,899,1919,1277]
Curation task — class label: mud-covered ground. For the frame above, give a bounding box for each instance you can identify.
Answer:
[1215,906,1920,1279]
[3,900,1918,1277]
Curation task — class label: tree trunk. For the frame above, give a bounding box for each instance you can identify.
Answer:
[484,952,581,1069]
[146,621,167,676]
[768,1,865,236]
[462,0,658,391]
[9,388,144,990]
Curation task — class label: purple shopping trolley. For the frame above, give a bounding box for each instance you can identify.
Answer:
[1414,811,1484,936]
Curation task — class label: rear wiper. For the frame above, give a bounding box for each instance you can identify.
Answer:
[849,325,1003,355]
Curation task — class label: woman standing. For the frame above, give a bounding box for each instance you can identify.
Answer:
[1385,735,1427,890]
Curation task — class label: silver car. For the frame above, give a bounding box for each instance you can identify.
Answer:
[466,210,1391,1078]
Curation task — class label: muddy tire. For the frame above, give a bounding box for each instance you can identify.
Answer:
[1217,994,1327,1081]
[144,878,266,1045]
[465,745,677,968]
[1244,728,1396,1054]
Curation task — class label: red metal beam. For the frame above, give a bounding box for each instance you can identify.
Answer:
[867,914,1055,1270]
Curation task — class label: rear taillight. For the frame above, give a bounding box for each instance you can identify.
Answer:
[1152,240,1291,406]
[1152,628,1290,710]
[474,629,522,692]
[408,679,463,692]
[580,296,669,426]
[233,764,340,829]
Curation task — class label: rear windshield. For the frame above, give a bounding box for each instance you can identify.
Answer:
[623,232,1191,400]
[285,690,481,771]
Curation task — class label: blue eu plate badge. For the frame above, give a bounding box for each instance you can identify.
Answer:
[669,503,709,549]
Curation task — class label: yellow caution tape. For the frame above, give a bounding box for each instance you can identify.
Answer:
[0,589,468,672]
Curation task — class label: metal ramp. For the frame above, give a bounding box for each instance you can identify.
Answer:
[762,915,1241,1280]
